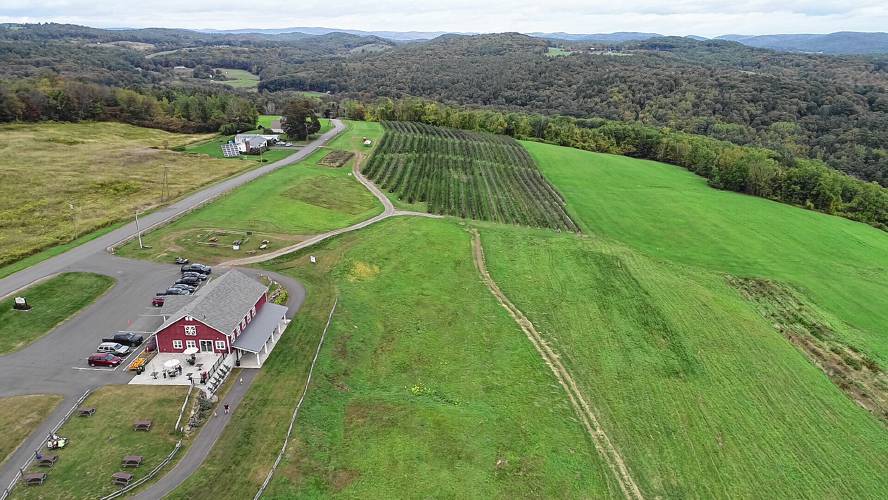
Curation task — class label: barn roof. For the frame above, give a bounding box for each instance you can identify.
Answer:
[156,270,267,336]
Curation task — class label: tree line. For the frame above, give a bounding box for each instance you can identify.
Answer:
[343,97,888,231]
[0,76,257,133]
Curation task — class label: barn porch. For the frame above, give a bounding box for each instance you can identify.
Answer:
[232,302,289,368]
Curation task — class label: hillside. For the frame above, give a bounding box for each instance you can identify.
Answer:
[718,32,888,54]
[281,33,888,186]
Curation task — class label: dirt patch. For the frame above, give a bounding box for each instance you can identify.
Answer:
[318,150,355,168]
[330,468,360,492]
[729,276,887,423]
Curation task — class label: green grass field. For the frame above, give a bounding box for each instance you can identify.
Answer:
[478,224,888,498]
[184,117,333,163]
[0,395,63,466]
[524,142,888,365]
[0,122,256,269]
[257,115,281,129]
[546,47,573,56]
[16,385,187,499]
[213,68,259,89]
[119,122,384,263]
[0,273,114,354]
[168,217,617,499]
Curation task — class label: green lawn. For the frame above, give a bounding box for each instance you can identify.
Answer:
[0,223,123,280]
[525,141,888,365]
[184,118,333,162]
[546,47,573,56]
[213,68,259,89]
[118,129,384,264]
[0,273,114,354]
[478,224,888,498]
[16,386,187,499]
[257,114,281,129]
[0,395,63,466]
[168,217,617,499]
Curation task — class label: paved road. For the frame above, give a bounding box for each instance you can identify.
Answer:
[0,123,342,494]
[223,151,440,266]
[131,268,305,500]
[0,119,345,301]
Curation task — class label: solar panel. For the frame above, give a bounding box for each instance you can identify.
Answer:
[221,143,240,158]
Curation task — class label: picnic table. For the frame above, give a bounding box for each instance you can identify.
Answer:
[112,472,133,486]
[122,455,143,467]
[133,420,152,431]
[78,407,96,417]
[35,455,59,468]
[23,472,46,486]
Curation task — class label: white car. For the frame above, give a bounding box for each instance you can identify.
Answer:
[96,342,130,356]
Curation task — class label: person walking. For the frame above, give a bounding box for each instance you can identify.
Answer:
[223,403,230,415]
[239,376,244,385]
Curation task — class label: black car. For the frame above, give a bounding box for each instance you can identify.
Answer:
[181,263,211,274]
[165,287,191,295]
[176,277,200,286]
[181,272,207,281]
[171,283,196,292]
[102,332,144,347]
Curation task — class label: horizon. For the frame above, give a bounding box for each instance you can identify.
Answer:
[2,0,888,38]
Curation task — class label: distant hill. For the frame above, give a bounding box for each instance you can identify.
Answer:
[717,31,888,54]
[200,26,468,41]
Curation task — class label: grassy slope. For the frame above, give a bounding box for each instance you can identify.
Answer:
[169,217,616,499]
[0,395,63,466]
[0,223,123,280]
[0,122,256,268]
[214,68,259,89]
[118,121,384,264]
[523,142,888,365]
[479,225,888,498]
[16,385,187,500]
[0,272,114,354]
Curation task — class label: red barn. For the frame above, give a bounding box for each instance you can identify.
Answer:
[154,270,288,368]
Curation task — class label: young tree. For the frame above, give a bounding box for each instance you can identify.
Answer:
[282,98,321,140]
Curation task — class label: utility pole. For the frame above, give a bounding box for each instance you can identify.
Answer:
[69,202,77,241]
[135,209,144,249]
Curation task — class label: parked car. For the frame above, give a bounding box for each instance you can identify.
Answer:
[171,283,196,292]
[96,342,130,356]
[164,287,191,295]
[176,277,200,285]
[102,332,143,347]
[182,272,207,281]
[175,257,189,265]
[181,263,211,274]
[88,353,122,367]
[152,296,165,307]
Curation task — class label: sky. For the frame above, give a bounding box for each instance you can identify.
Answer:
[1,0,887,37]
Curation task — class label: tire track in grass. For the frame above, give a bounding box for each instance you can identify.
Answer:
[470,229,644,500]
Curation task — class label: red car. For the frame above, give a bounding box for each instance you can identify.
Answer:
[88,353,122,367]
[152,296,165,307]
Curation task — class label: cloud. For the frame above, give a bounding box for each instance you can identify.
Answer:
[0,0,886,36]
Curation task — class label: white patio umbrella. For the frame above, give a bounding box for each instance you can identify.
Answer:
[182,347,199,356]
[163,359,181,370]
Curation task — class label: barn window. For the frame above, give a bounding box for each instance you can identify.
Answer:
[184,325,197,336]
[215,340,226,350]
[186,340,196,349]
[172,340,183,349]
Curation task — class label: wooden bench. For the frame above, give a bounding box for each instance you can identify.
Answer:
[121,455,143,468]
[112,472,133,486]
[35,455,59,468]
[23,472,46,486]
[133,420,152,431]
[78,407,96,417]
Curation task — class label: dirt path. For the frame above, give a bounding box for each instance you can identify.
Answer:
[470,229,644,500]
[222,152,438,267]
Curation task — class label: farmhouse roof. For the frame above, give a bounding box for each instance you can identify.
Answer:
[156,270,267,335]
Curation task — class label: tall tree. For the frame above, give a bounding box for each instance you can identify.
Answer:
[282,98,321,140]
